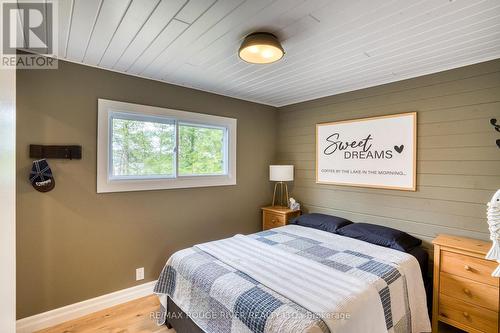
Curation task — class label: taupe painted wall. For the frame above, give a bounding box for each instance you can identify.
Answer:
[16,60,277,318]
[277,59,500,252]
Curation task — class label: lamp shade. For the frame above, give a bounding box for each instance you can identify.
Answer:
[239,32,284,64]
[269,165,294,182]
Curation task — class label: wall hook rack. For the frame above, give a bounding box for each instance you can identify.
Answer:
[29,145,82,160]
[490,119,500,149]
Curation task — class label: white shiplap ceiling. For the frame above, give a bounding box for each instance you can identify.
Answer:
[27,0,500,106]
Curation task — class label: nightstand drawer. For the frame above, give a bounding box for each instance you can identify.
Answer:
[440,272,499,311]
[441,251,498,286]
[432,235,499,333]
[263,212,286,230]
[261,206,300,231]
[439,294,498,333]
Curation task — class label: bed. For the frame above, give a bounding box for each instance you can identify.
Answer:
[154,224,431,333]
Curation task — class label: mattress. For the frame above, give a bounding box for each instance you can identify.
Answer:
[407,246,429,281]
[154,225,431,333]
[407,246,432,313]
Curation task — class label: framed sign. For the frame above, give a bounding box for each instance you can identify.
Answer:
[316,112,416,191]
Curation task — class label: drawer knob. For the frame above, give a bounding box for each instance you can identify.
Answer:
[463,288,471,296]
[464,265,471,271]
[462,312,470,318]
[272,219,277,223]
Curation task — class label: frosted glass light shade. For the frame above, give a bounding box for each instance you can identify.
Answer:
[239,32,284,64]
[270,165,294,182]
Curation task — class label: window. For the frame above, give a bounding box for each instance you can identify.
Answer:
[178,123,226,176]
[97,99,236,193]
[111,114,176,179]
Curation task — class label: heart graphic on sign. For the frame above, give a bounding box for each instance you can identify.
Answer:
[394,145,404,154]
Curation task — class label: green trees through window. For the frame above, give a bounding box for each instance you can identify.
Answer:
[111,117,225,178]
[112,118,175,177]
[179,124,225,175]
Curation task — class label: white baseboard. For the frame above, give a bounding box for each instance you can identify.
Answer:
[16,280,157,333]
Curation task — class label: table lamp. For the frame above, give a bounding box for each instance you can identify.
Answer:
[270,165,294,207]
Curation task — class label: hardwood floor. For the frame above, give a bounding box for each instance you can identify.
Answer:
[36,295,174,333]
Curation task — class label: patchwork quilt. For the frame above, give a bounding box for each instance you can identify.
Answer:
[154,225,431,333]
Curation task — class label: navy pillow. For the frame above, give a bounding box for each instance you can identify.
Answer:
[336,223,421,252]
[289,213,353,233]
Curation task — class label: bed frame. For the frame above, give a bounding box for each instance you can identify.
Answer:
[165,296,204,333]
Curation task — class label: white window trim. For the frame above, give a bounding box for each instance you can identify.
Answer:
[97,99,237,193]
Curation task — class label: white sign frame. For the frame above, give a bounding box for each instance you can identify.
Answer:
[316,112,417,191]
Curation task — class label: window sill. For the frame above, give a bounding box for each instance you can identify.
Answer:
[97,175,236,193]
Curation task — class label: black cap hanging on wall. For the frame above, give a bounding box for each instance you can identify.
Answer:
[29,159,55,192]
[27,144,82,193]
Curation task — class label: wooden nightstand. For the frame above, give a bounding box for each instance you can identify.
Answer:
[432,235,499,333]
[261,206,301,230]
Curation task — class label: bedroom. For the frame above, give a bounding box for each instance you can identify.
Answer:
[1,0,499,332]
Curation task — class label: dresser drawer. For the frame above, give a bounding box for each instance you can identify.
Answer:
[439,294,498,333]
[441,251,498,286]
[263,212,286,230]
[440,272,499,311]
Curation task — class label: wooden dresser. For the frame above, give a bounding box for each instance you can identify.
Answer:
[261,206,301,230]
[432,235,499,333]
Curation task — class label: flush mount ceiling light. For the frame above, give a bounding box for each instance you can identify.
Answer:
[239,32,284,64]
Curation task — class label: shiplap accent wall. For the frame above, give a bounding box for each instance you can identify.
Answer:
[277,59,500,251]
